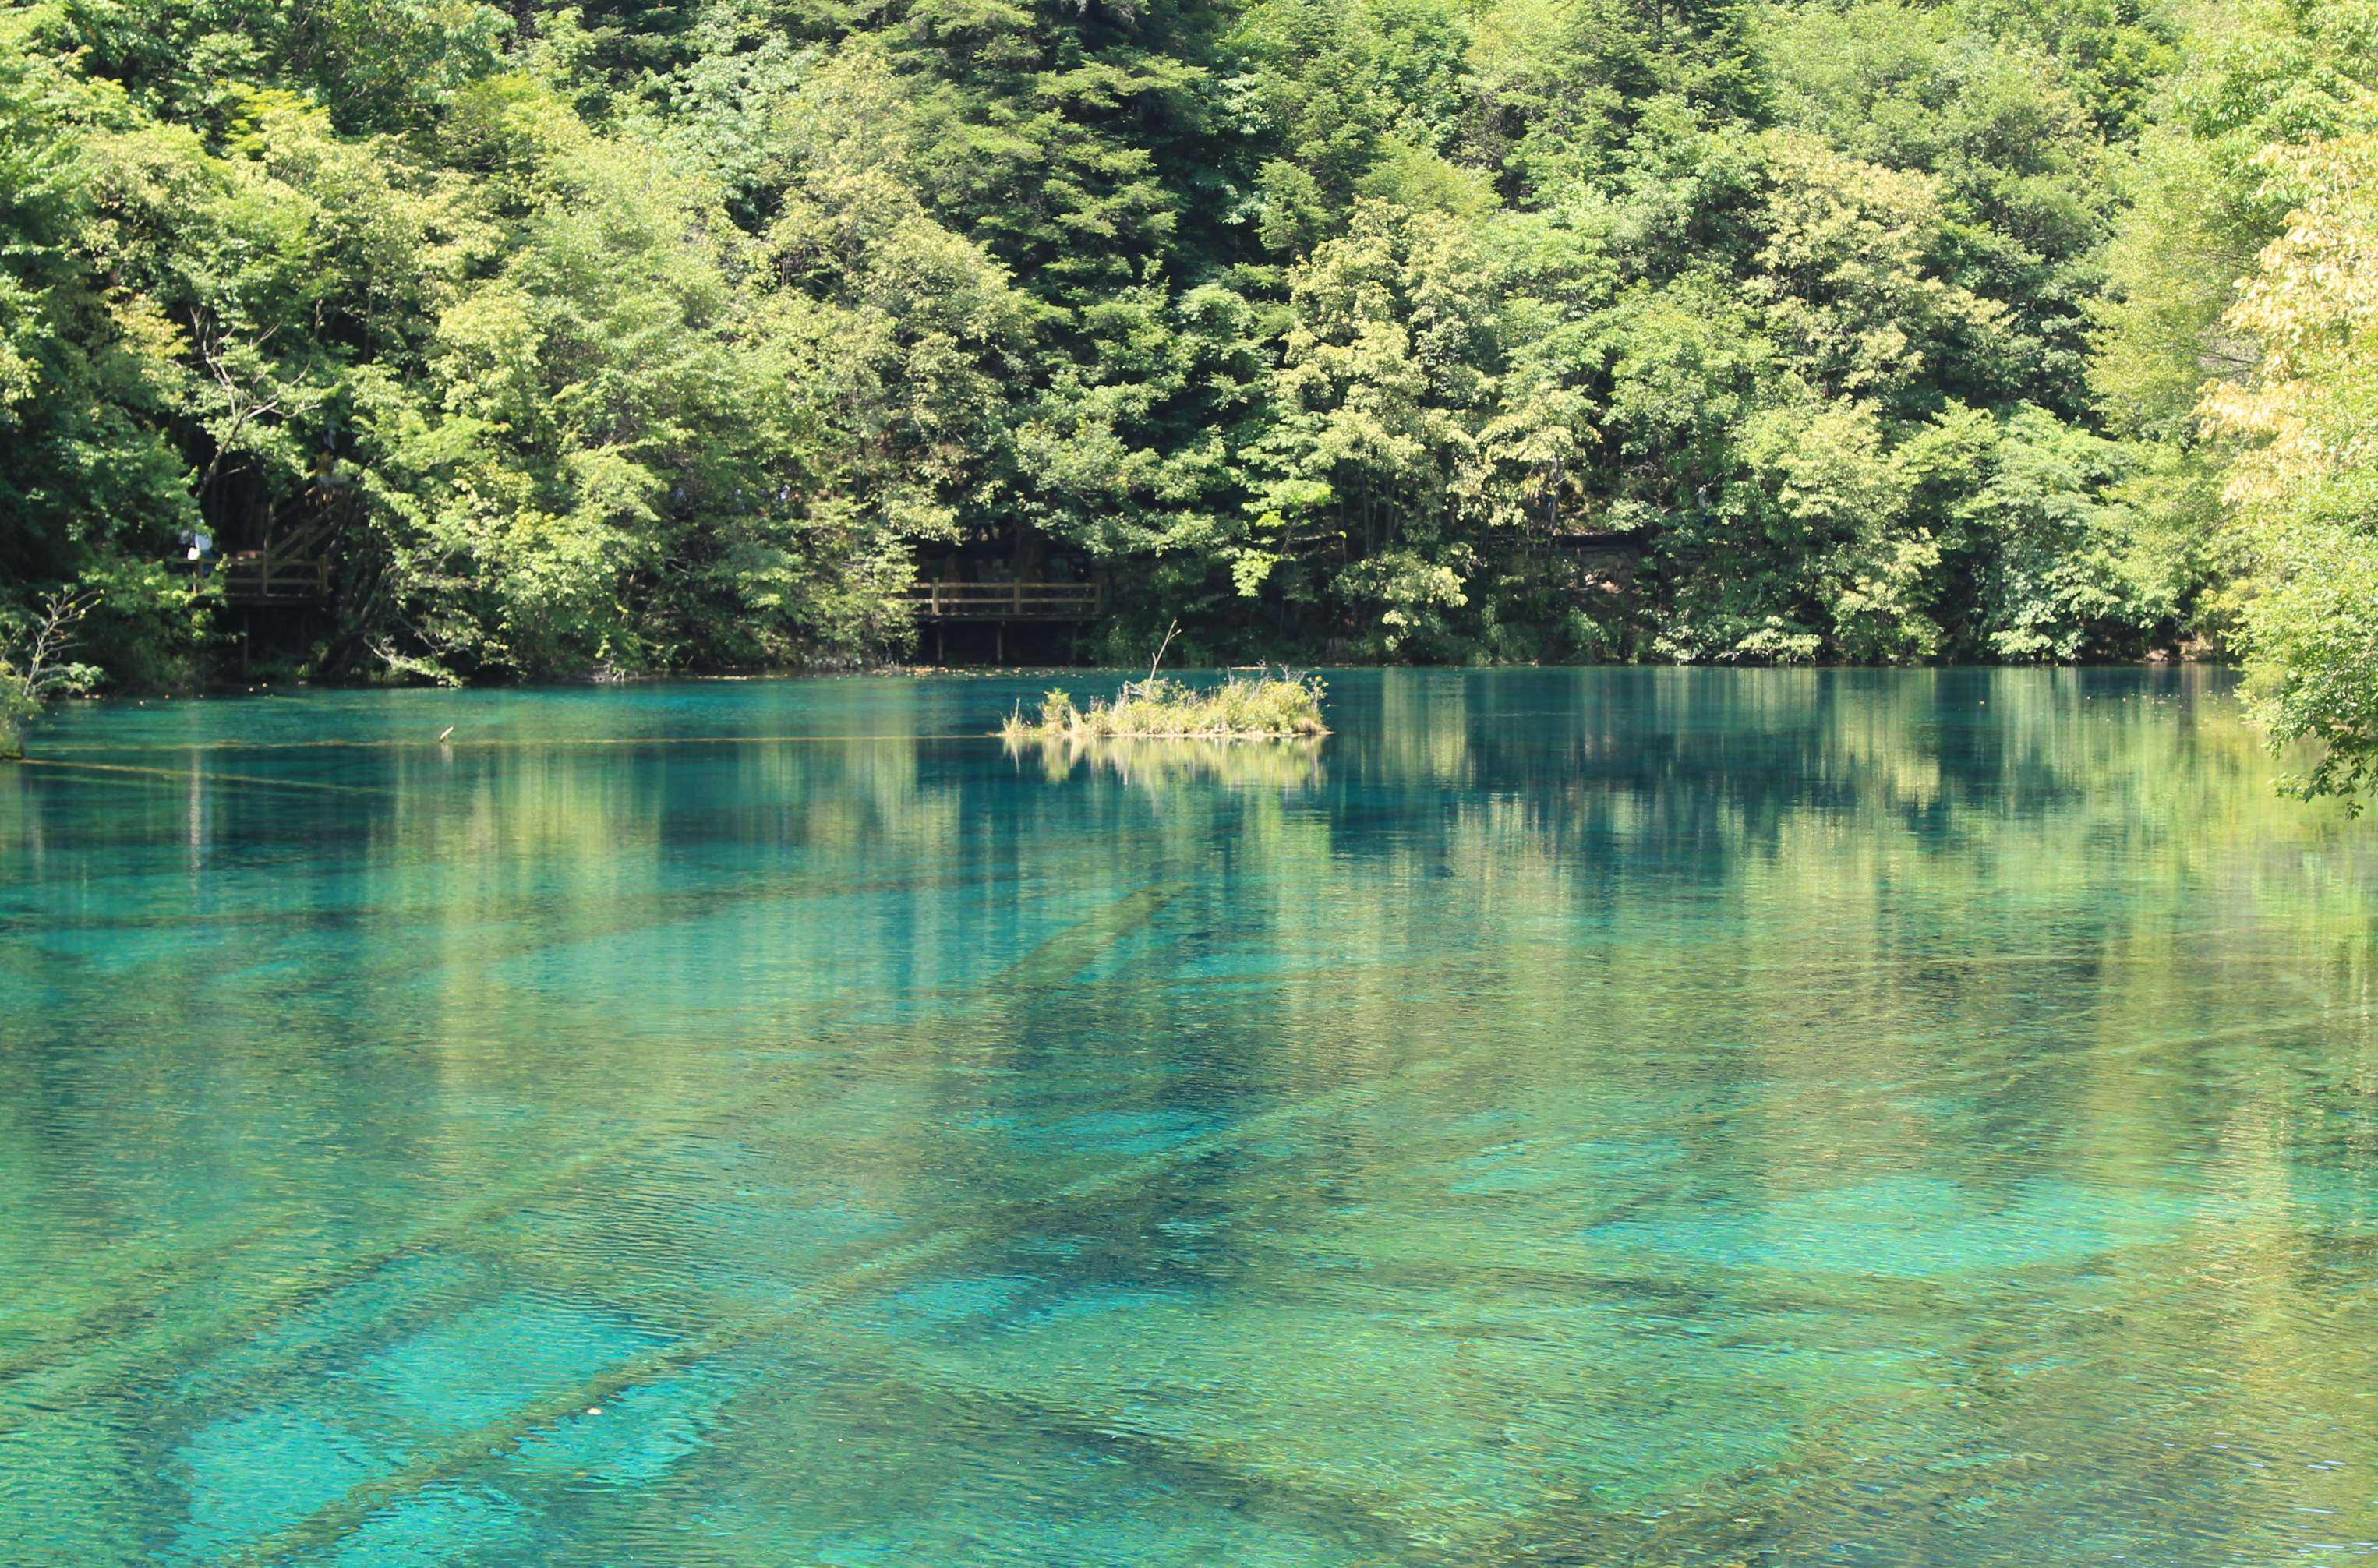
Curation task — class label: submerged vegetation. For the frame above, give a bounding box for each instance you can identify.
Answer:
[2,0,2377,796]
[8,669,2373,1563]
[1002,674,1329,742]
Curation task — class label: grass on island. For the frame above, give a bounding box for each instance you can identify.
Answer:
[999,672,1328,743]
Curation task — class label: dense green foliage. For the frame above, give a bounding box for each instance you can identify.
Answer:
[2092,0,2378,806]
[0,0,2373,792]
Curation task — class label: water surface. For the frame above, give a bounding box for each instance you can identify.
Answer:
[2,668,2375,1565]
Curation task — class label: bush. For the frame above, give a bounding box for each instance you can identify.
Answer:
[0,668,37,760]
[0,589,103,759]
[999,673,1329,740]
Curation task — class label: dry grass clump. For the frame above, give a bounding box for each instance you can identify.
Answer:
[999,672,1327,742]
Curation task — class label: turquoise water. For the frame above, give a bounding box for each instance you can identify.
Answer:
[2,667,2375,1566]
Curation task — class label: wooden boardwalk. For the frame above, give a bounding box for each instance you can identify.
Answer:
[901,582,1101,621]
[210,569,1098,622]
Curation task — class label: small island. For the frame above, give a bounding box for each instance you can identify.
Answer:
[999,673,1328,742]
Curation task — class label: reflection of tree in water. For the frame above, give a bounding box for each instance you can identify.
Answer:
[1323,666,2350,875]
[7,673,2378,1563]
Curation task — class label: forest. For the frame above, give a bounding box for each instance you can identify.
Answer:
[2,0,2375,793]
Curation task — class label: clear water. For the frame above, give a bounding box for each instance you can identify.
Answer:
[2,668,2375,1566]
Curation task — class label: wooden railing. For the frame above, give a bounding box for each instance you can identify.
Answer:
[203,517,338,607]
[900,582,1103,620]
[219,552,332,606]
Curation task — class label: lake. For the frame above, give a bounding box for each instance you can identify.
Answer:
[2,668,2374,1565]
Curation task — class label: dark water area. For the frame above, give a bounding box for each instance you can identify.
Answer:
[2,668,2374,1564]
